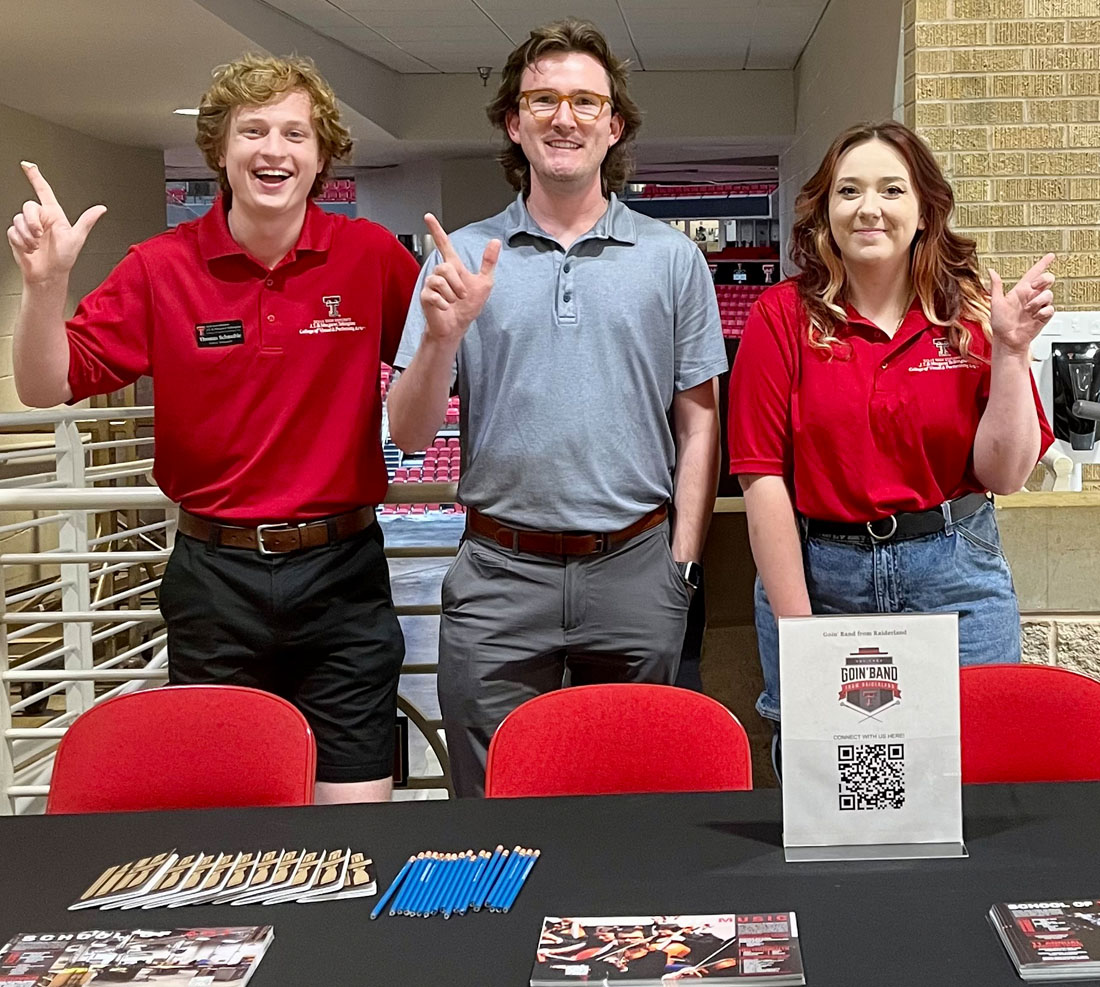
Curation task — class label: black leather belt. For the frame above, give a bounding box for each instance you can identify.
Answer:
[805,492,989,543]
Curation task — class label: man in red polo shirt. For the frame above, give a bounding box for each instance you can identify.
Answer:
[6,54,419,803]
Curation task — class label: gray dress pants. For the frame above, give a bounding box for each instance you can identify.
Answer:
[438,519,693,797]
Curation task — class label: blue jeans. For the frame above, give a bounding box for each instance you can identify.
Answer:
[754,500,1021,721]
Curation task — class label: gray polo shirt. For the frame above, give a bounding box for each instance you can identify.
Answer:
[393,193,726,531]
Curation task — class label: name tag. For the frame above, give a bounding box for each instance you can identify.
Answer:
[195,320,245,347]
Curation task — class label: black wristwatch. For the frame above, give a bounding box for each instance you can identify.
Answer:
[677,560,703,592]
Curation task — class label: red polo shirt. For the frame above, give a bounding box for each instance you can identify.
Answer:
[66,198,419,521]
[728,278,1054,522]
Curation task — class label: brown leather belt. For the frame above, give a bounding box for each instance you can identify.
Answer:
[466,504,668,556]
[177,506,376,555]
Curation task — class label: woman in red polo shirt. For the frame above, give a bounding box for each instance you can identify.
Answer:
[728,120,1055,749]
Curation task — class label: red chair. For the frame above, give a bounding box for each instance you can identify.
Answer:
[484,683,752,797]
[47,685,316,814]
[960,664,1100,783]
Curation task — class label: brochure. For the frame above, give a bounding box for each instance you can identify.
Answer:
[530,913,804,986]
[0,926,273,986]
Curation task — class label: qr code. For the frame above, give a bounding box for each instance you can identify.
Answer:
[837,743,905,810]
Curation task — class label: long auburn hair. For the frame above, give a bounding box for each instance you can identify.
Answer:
[790,120,990,358]
[486,18,642,196]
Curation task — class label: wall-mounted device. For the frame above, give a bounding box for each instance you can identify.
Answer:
[1051,342,1100,451]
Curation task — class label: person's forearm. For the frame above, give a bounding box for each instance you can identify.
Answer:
[386,335,461,453]
[973,344,1041,494]
[670,410,719,563]
[741,475,811,618]
[13,278,73,407]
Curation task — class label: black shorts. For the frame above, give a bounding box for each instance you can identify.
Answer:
[159,521,404,784]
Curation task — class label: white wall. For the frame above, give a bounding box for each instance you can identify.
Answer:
[355,159,442,238]
[776,0,905,272]
[0,103,166,412]
[440,157,516,232]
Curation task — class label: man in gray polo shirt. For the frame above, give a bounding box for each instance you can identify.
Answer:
[388,18,726,797]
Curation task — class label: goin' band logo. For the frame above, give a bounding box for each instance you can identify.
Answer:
[839,647,901,716]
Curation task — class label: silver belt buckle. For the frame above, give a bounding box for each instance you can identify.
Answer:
[255,521,301,555]
[865,515,898,542]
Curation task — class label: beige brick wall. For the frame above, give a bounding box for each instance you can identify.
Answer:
[904,0,1100,310]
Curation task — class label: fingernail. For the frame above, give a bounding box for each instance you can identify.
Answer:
[20,160,35,169]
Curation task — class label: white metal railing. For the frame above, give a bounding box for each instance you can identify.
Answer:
[0,407,458,814]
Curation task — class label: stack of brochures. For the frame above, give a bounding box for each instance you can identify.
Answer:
[530,913,805,986]
[0,927,273,986]
[990,899,1100,981]
[70,848,374,910]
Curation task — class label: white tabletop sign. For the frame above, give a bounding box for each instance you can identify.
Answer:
[779,612,964,862]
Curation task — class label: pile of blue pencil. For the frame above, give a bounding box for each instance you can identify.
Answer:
[369,845,540,919]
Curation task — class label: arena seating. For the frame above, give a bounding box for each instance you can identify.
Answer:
[714,283,767,338]
[638,182,777,198]
[384,385,464,515]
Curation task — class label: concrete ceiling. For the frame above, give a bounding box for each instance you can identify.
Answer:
[2,0,827,173]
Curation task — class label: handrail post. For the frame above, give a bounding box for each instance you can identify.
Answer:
[0,590,13,815]
[55,420,94,713]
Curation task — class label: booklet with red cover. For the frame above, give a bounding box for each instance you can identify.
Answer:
[990,899,1100,981]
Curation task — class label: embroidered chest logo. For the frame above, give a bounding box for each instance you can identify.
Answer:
[301,294,366,336]
[909,337,978,374]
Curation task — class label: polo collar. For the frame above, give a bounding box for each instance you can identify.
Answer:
[197,196,334,264]
[504,192,638,247]
[844,295,931,342]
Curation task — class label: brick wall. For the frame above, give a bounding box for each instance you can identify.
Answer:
[903,0,1100,310]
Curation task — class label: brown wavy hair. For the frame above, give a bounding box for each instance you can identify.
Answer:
[790,120,990,358]
[195,53,353,200]
[486,19,642,195]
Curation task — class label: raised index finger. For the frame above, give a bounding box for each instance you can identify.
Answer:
[424,212,460,265]
[20,161,60,209]
[1023,252,1056,288]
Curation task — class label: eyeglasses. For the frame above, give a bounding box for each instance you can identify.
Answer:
[519,89,614,121]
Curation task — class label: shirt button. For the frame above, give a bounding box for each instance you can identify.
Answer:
[267,314,276,323]
[265,278,274,287]
[880,362,887,370]
[563,264,572,273]
[563,292,572,302]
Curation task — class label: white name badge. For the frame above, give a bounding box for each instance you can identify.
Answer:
[779,612,965,862]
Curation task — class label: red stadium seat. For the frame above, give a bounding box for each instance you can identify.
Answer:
[47,685,316,814]
[960,664,1100,783]
[485,683,752,797]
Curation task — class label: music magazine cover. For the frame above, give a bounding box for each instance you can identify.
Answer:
[990,900,1100,981]
[0,926,273,986]
[530,913,804,986]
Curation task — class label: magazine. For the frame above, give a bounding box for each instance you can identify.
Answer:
[990,899,1100,981]
[530,914,804,986]
[0,926,273,986]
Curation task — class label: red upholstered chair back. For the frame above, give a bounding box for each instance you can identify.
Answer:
[484,683,752,797]
[46,685,316,814]
[960,664,1100,784]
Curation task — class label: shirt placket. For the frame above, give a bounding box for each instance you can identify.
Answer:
[555,247,578,324]
[259,257,293,353]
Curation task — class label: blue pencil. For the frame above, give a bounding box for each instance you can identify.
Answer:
[412,853,441,916]
[457,850,490,916]
[472,847,509,912]
[487,847,525,911]
[444,851,474,919]
[427,853,454,917]
[448,845,479,915]
[390,854,426,916]
[371,854,416,920]
[501,849,540,912]
[440,845,466,915]
[468,845,502,911]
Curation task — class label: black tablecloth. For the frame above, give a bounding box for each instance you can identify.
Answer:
[2,784,1099,986]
